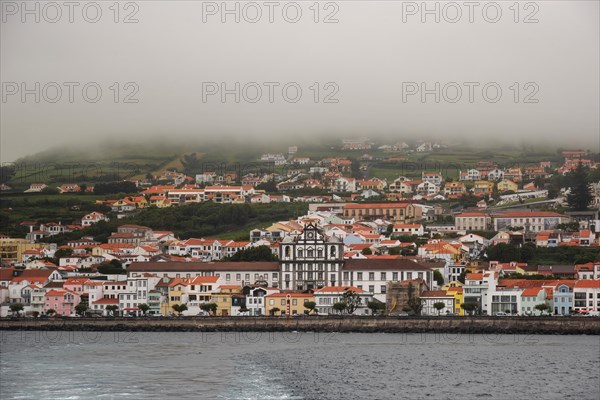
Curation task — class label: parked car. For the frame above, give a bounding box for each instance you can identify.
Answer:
[495,312,508,316]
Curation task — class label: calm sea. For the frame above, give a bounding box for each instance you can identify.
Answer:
[1,331,598,400]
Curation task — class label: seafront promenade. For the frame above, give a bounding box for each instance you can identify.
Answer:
[2,316,599,335]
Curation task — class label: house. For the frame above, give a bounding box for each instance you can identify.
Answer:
[459,169,481,181]
[392,224,424,236]
[573,280,600,312]
[454,212,491,231]
[420,290,455,316]
[57,184,80,193]
[446,286,464,316]
[24,183,48,193]
[520,287,548,316]
[417,181,440,195]
[81,212,109,227]
[575,263,600,280]
[340,258,434,302]
[245,286,280,316]
[333,177,357,193]
[343,203,422,222]
[497,179,518,193]
[421,172,443,186]
[487,169,505,181]
[443,181,466,197]
[210,285,243,316]
[44,289,81,316]
[493,212,570,232]
[472,181,494,196]
[264,292,315,316]
[313,286,373,315]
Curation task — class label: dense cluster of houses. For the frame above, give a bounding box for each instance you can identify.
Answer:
[1,220,599,318]
[2,146,599,318]
[14,149,600,209]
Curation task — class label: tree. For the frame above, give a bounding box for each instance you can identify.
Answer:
[433,270,445,286]
[9,303,24,317]
[457,270,467,284]
[389,246,402,255]
[75,302,88,316]
[557,222,580,232]
[566,163,593,211]
[172,304,188,316]
[333,302,347,315]
[238,306,249,315]
[402,305,413,313]
[407,282,422,315]
[97,260,126,275]
[227,246,277,262]
[53,247,73,261]
[361,247,373,255]
[138,303,150,316]
[341,290,362,314]
[200,302,218,316]
[270,307,281,316]
[105,305,119,316]
[460,302,478,316]
[304,301,317,314]
[367,300,385,316]
[46,309,56,316]
[534,303,551,316]
[433,302,446,316]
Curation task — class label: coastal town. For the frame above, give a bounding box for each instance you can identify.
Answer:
[1,141,600,319]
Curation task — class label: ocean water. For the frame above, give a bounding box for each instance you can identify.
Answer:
[1,331,598,400]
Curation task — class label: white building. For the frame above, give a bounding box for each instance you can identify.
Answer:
[313,286,373,315]
[420,290,455,316]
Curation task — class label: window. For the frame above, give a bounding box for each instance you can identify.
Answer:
[392,272,398,281]
[343,272,349,280]
[381,285,387,294]
[369,272,375,281]
[381,272,386,281]
[281,299,285,306]
[357,272,363,280]
[292,299,297,306]
[368,285,375,293]
[236,274,241,281]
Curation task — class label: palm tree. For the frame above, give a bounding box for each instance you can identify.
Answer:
[270,307,281,316]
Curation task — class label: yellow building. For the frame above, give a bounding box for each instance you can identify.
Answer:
[0,238,50,263]
[497,179,518,193]
[265,293,315,316]
[167,278,187,314]
[446,286,464,316]
[210,285,242,316]
[472,180,495,196]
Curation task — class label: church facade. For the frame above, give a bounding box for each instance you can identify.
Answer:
[279,223,344,290]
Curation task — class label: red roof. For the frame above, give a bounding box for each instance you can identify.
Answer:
[421,290,453,298]
[93,298,119,305]
[575,280,600,289]
[314,286,364,294]
[521,287,543,297]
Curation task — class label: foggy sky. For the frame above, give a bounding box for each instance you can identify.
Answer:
[1,0,599,162]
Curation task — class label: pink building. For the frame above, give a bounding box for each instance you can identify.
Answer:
[44,289,81,316]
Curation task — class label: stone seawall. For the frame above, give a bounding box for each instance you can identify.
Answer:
[1,317,599,335]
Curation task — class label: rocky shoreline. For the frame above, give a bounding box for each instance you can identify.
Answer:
[1,316,599,335]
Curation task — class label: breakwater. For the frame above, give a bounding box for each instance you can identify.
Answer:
[1,316,599,334]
